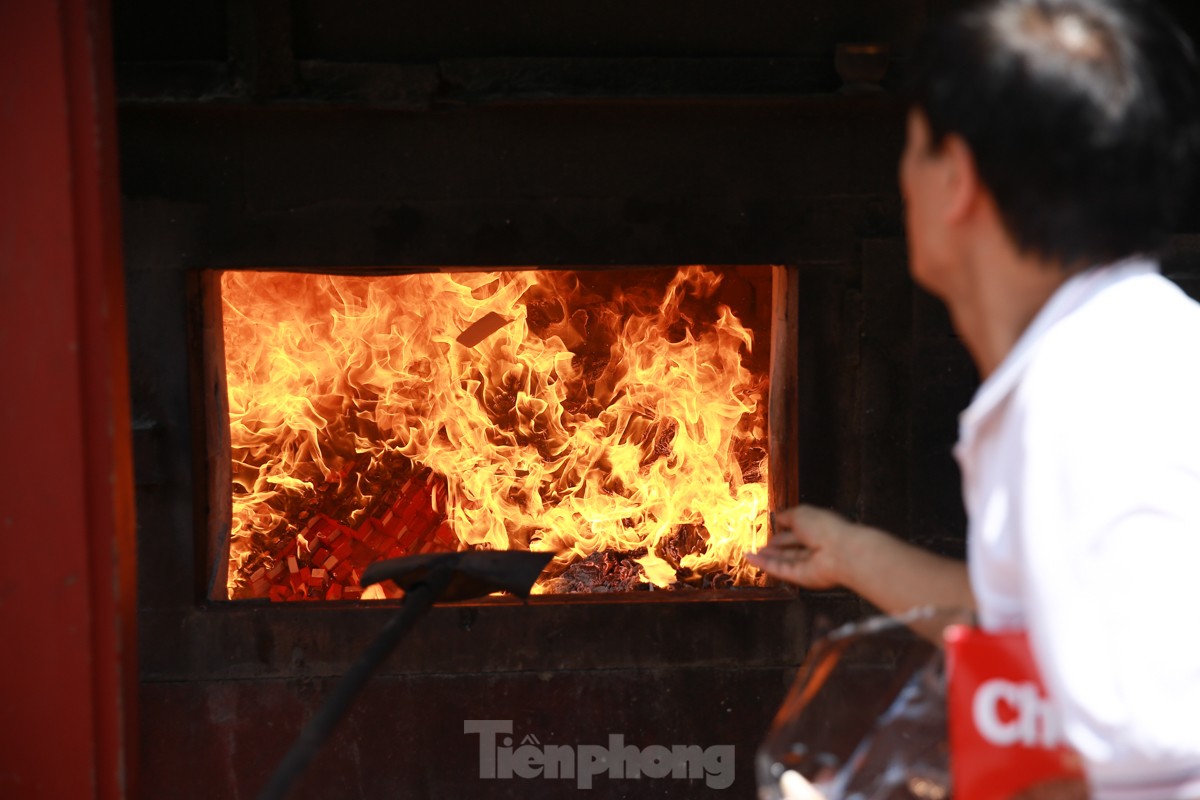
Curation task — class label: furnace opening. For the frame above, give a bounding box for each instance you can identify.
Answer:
[212,266,776,600]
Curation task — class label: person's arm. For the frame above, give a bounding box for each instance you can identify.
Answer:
[745,504,974,615]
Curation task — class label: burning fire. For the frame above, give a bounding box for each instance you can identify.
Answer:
[222,266,770,599]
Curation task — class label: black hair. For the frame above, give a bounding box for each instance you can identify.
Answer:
[908,0,1200,268]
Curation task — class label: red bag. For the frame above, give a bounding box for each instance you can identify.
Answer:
[944,625,1084,799]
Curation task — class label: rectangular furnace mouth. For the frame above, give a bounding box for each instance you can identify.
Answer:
[205,265,778,601]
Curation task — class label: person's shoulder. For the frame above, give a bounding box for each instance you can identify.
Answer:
[1033,272,1200,386]
[1018,271,1200,443]
[1084,270,1200,330]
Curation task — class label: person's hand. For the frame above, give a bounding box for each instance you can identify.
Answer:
[745,504,862,590]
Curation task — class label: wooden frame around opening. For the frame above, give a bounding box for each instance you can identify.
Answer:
[193,265,800,603]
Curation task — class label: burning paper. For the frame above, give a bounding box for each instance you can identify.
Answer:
[221,266,771,599]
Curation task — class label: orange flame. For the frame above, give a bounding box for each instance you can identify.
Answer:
[222,266,770,598]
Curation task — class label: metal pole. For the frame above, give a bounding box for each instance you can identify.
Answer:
[258,566,453,800]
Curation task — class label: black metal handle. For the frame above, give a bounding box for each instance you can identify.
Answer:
[257,566,454,800]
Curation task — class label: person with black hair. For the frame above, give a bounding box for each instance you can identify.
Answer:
[748,1,1200,797]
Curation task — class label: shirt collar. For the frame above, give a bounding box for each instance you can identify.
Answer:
[957,257,1158,448]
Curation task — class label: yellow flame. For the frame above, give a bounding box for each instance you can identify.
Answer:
[223,267,770,597]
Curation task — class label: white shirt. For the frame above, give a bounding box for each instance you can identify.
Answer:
[955,259,1200,800]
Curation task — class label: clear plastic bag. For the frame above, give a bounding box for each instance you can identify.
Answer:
[757,607,973,800]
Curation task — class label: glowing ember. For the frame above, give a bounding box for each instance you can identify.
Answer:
[222,266,771,599]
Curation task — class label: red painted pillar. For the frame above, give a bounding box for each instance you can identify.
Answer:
[0,1,138,797]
